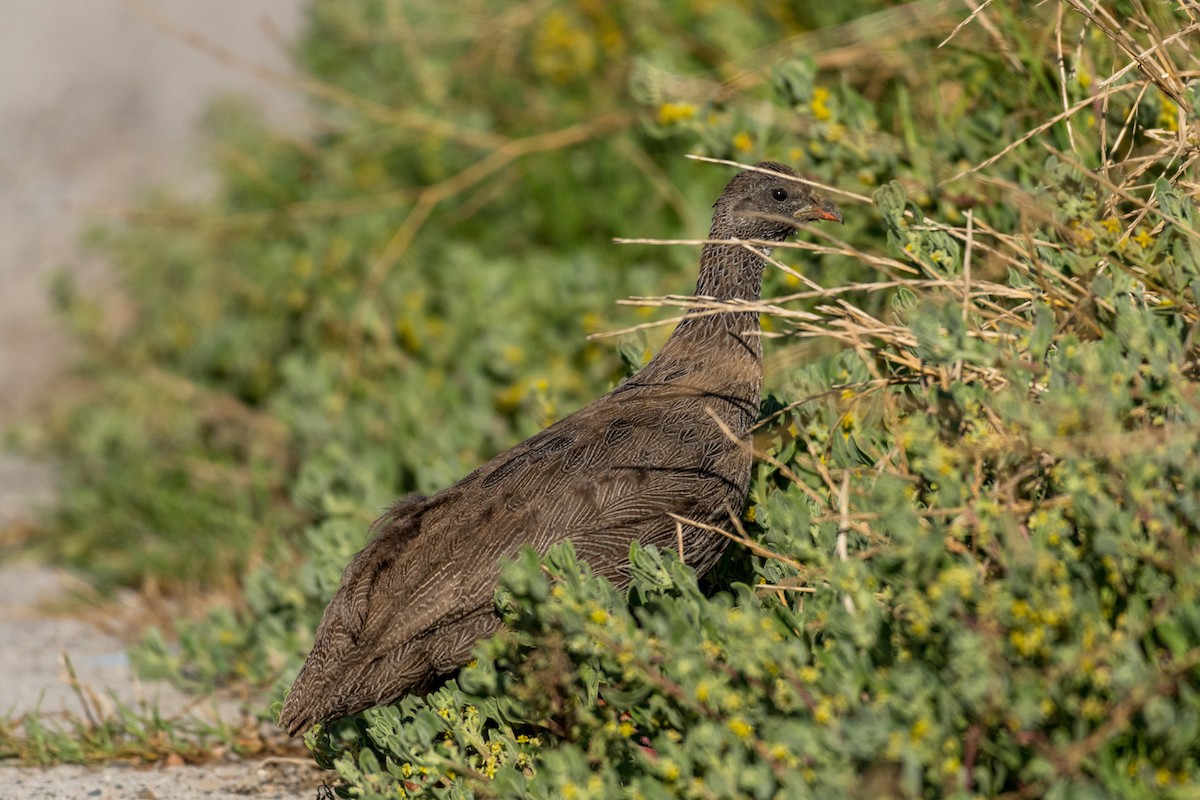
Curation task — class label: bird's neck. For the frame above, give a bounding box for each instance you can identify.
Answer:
[631,237,766,419]
[693,236,769,300]
[665,237,768,352]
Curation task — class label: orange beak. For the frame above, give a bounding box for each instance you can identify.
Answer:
[814,197,843,224]
[795,195,843,224]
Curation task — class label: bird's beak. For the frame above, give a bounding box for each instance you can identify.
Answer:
[799,196,843,224]
[817,198,843,224]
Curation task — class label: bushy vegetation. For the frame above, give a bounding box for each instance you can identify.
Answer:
[12,0,1200,796]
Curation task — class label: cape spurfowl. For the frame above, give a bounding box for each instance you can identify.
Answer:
[280,162,842,735]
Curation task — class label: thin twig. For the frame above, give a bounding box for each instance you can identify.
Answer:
[667,513,803,571]
[938,0,1000,49]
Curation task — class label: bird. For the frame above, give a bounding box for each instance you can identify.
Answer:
[279,162,843,735]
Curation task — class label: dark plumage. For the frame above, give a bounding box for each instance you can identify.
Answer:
[279,162,842,735]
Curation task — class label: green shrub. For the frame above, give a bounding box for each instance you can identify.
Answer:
[19,0,1200,796]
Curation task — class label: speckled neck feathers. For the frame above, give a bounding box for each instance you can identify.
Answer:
[666,231,771,352]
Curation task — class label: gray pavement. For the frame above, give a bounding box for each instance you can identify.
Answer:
[5,760,325,799]
[0,561,241,721]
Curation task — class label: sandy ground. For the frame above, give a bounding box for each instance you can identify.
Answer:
[0,2,331,796]
[5,760,328,800]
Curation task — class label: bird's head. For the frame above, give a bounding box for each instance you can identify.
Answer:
[713,161,843,242]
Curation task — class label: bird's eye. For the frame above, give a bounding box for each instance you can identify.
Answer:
[771,188,788,202]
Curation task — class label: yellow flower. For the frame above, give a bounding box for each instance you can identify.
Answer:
[732,132,753,152]
[1133,229,1155,248]
[658,102,697,125]
[1100,217,1121,234]
[810,86,832,121]
[1010,626,1046,657]
[727,717,753,738]
[1159,99,1179,132]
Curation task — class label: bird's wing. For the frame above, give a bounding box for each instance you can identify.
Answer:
[336,392,745,650]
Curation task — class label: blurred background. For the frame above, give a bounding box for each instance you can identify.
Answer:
[0,0,305,522]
